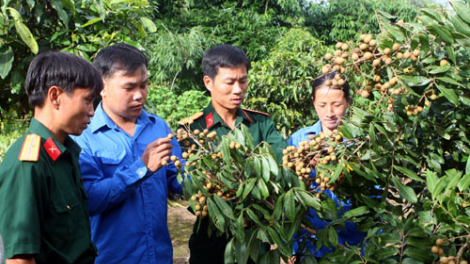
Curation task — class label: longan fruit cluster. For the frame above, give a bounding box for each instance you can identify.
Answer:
[175,128,219,166]
[321,27,437,106]
[282,130,344,195]
[431,238,468,264]
[190,178,234,218]
[191,191,209,218]
[161,133,184,168]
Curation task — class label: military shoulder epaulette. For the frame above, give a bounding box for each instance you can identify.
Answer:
[177,112,204,125]
[242,108,270,117]
[18,134,41,162]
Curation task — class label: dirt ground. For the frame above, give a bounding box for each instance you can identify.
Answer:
[168,200,196,264]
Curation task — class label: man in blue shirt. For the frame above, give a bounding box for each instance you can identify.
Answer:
[74,43,184,264]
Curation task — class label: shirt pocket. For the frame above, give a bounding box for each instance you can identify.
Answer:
[95,149,126,177]
[47,189,81,245]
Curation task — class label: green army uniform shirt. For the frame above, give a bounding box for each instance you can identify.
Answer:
[178,102,288,264]
[0,118,96,264]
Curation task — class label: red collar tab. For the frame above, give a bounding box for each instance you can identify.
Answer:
[206,112,214,128]
[242,109,254,123]
[44,138,61,161]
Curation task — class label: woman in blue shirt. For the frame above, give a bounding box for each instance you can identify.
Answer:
[289,72,365,260]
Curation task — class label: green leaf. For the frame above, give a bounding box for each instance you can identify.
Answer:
[433,176,448,198]
[284,190,295,221]
[450,13,470,37]
[245,208,262,225]
[428,65,451,74]
[273,194,284,220]
[267,155,279,177]
[297,190,320,210]
[0,46,14,79]
[328,226,338,247]
[140,16,157,33]
[450,1,470,24]
[445,169,462,190]
[213,195,235,220]
[6,7,22,21]
[421,8,444,23]
[51,0,69,27]
[343,206,370,219]
[224,238,235,264]
[236,213,245,242]
[261,157,271,182]
[436,76,463,87]
[207,197,226,232]
[394,165,423,182]
[13,21,38,54]
[390,177,418,204]
[240,178,256,202]
[467,157,470,175]
[257,179,269,199]
[399,76,432,87]
[429,24,454,44]
[435,83,460,105]
[81,17,102,28]
[267,227,291,256]
[425,170,438,198]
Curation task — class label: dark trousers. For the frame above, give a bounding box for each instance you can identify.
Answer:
[189,218,257,264]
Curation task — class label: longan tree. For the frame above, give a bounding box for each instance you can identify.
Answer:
[167,3,470,264]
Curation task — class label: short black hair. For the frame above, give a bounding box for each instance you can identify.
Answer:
[25,51,103,108]
[93,43,148,78]
[202,44,251,79]
[312,72,351,103]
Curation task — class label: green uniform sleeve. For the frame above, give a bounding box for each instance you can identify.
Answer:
[0,144,44,259]
[262,118,288,163]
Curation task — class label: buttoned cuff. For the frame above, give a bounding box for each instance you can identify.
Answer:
[132,159,152,179]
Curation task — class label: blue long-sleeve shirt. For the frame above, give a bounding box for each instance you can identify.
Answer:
[74,103,183,264]
[289,121,365,257]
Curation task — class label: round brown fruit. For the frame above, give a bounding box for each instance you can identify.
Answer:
[436,238,444,246]
[431,246,439,254]
[392,43,400,51]
[325,53,333,60]
[361,90,370,98]
[364,52,373,60]
[351,53,359,61]
[440,59,449,66]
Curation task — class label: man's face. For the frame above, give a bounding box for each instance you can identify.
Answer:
[204,65,248,112]
[101,66,148,122]
[58,88,95,136]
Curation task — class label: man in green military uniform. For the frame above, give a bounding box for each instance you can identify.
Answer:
[179,44,288,264]
[0,52,102,264]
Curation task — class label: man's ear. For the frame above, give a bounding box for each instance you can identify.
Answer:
[203,76,213,92]
[48,86,63,109]
[100,77,107,97]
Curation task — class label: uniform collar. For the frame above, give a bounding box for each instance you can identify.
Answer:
[90,102,155,133]
[29,118,81,157]
[203,101,252,129]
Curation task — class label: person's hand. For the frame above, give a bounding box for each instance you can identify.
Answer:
[141,138,173,173]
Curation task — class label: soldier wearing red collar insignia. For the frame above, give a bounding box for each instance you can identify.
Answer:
[0,52,102,264]
[178,44,288,264]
